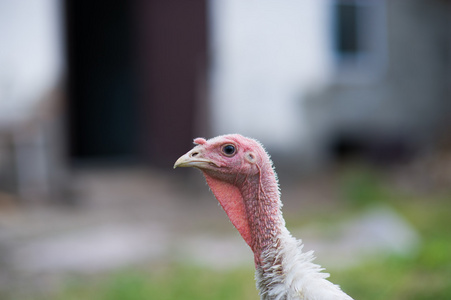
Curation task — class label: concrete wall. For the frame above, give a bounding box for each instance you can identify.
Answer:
[209,0,332,151]
[0,0,63,125]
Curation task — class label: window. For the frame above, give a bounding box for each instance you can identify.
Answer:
[335,2,360,55]
[332,0,387,81]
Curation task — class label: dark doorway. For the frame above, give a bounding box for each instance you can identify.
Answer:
[65,1,138,161]
[64,0,208,166]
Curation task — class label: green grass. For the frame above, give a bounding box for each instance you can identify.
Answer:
[332,201,451,300]
[332,166,451,299]
[24,167,451,300]
[43,201,450,300]
[41,265,258,300]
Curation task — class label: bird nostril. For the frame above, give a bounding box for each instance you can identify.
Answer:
[190,151,199,158]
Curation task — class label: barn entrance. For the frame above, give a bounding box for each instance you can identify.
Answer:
[64,0,207,166]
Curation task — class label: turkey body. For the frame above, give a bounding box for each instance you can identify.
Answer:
[174,134,353,300]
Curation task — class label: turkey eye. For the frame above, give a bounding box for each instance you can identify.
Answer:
[222,144,236,156]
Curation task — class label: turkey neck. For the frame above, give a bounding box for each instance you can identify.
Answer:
[239,166,285,265]
[202,163,286,266]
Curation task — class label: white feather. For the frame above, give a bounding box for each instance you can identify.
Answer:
[256,228,354,300]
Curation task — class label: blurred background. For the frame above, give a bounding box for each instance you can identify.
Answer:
[0,0,450,299]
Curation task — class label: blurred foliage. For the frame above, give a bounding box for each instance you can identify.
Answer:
[339,165,389,208]
[333,201,451,299]
[333,165,451,299]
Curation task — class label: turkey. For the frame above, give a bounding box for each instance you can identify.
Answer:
[174,134,354,300]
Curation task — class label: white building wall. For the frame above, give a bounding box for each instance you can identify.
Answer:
[209,0,333,151]
[0,0,63,125]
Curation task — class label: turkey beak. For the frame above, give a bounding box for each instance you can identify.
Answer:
[174,149,216,169]
[173,152,194,168]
